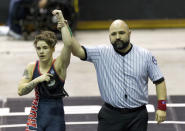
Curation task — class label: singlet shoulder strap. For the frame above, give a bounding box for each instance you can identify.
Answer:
[34,61,39,71]
[52,59,56,65]
[32,61,39,80]
[51,59,57,70]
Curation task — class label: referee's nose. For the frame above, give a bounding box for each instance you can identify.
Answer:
[116,33,120,39]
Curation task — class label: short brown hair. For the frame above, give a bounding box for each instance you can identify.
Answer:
[34,31,57,48]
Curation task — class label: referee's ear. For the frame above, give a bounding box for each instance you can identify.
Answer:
[128,30,131,37]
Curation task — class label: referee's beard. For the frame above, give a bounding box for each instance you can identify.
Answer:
[111,39,130,51]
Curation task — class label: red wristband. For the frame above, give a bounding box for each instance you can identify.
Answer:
[157,100,167,111]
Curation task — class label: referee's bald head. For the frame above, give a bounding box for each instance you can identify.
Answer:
[109,20,129,33]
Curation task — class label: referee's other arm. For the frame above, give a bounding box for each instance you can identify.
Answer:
[155,80,167,124]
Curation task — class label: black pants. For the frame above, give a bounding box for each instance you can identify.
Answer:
[98,103,148,131]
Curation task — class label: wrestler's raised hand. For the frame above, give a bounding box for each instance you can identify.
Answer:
[52,10,66,30]
[52,10,64,22]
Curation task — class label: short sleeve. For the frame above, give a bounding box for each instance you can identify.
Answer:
[80,45,101,63]
[147,52,164,84]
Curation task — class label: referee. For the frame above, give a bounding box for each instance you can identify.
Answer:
[59,15,167,131]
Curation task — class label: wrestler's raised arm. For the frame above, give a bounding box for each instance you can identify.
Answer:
[52,10,72,79]
[53,10,85,60]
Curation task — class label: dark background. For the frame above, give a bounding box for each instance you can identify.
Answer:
[78,0,185,20]
[0,0,185,24]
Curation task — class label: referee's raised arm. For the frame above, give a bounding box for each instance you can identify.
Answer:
[71,37,86,60]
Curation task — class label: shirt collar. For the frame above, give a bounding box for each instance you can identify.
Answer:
[113,44,133,56]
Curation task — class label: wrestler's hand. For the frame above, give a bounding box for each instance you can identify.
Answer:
[52,10,66,30]
[36,73,53,83]
[52,10,64,23]
[155,110,166,124]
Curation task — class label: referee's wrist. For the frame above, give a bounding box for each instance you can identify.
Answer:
[157,100,167,111]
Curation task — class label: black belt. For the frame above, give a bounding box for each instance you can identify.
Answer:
[104,103,146,113]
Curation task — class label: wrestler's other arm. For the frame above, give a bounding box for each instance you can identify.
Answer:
[18,63,52,96]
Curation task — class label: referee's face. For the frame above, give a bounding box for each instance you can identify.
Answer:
[109,20,131,50]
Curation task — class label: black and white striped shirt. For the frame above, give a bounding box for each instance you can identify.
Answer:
[82,44,164,108]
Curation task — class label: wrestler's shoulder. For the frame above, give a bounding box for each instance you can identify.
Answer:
[26,62,37,71]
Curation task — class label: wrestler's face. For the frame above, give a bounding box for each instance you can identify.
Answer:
[109,21,131,50]
[35,40,54,62]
